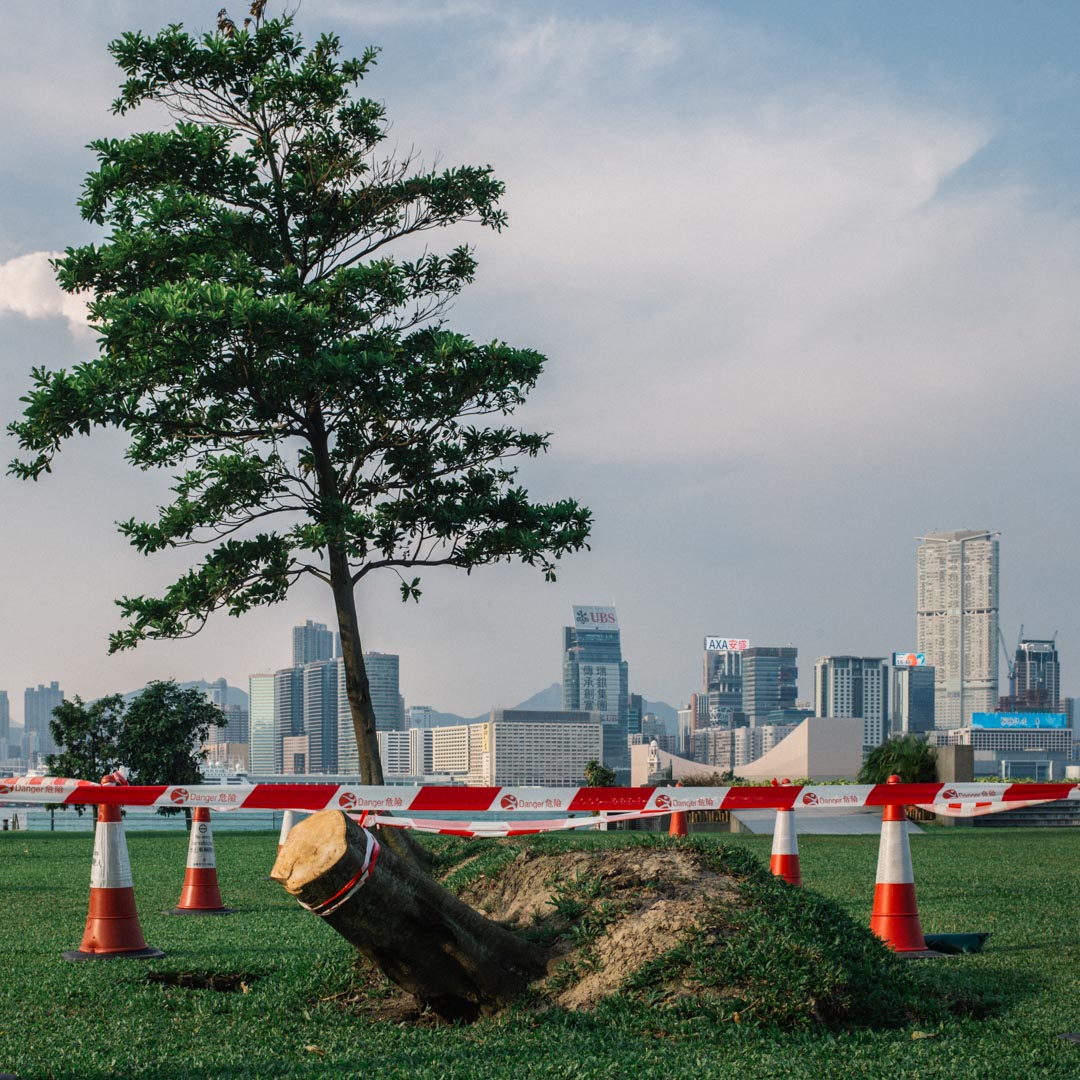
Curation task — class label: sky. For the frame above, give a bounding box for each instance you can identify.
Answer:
[2,1,1080,724]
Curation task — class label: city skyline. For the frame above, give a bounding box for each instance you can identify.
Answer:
[2,3,1080,721]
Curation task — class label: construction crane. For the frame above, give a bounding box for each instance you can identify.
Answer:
[998,624,1022,700]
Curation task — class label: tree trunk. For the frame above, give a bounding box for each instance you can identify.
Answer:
[307,407,428,868]
[271,809,545,1021]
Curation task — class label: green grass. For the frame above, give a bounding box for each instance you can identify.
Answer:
[0,825,1078,1078]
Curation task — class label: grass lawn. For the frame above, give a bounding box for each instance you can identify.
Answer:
[0,823,1078,1079]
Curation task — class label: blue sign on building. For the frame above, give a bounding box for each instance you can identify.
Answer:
[971,712,1068,730]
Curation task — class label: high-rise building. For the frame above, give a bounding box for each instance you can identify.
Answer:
[405,704,436,729]
[703,642,745,727]
[377,731,412,777]
[365,652,405,732]
[409,726,435,776]
[562,605,629,778]
[890,663,936,737]
[0,690,9,767]
[248,674,275,773]
[273,667,304,772]
[303,659,339,773]
[433,710,604,786]
[814,656,888,752]
[292,619,337,667]
[336,652,405,772]
[741,648,797,723]
[24,682,64,763]
[1010,638,1061,711]
[916,530,999,727]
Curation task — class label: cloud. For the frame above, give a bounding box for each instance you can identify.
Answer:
[0,252,91,336]
[414,17,1080,474]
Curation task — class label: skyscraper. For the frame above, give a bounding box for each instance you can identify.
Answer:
[702,637,747,727]
[24,682,64,763]
[562,605,630,779]
[0,691,9,765]
[292,619,337,667]
[303,659,339,773]
[248,674,275,773]
[890,663,936,737]
[273,667,304,772]
[1011,638,1061,711]
[365,652,405,732]
[741,647,797,723]
[916,529,999,727]
[337,652,405,773]
[814,655,888,753]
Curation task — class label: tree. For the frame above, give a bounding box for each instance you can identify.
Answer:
[858,734,937,784]
[8,8,590,810]
[121,680,221,816]
[583,759,617,788]
[8,5,591,1016]
[45,694,127,815]
[44,682,221,817]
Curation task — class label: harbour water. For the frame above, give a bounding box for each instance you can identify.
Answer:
[0,807,283,833]
[0,807,595,833]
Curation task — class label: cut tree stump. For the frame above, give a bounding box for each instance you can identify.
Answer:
[271,809,545,1021]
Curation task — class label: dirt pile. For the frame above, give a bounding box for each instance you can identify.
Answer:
[344,836,936,1030]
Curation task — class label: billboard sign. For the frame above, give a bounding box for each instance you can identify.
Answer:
[573,605,619,631]
[892,652,926,667]
[704,637,750,652]
[971,712,1068,730]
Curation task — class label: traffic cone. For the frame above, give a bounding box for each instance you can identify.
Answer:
[167,807,234,915]
[668,783,688,837]
[278,809,302,855]
[63,803,165,961]
[770,807,802,885]
[869,776,937,956]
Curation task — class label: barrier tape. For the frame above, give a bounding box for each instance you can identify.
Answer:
[355,809,664,836]
[297,830,380,917]
[1,776,1076,814]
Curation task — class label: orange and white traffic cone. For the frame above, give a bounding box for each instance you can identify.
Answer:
[278,809,302,855]
[770,808,802,885]
[668,783,688,837]
[869,775,936,955]
[168,807,234,915]
[63,803,165,961]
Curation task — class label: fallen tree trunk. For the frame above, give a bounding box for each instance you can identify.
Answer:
[271,809,546,1021]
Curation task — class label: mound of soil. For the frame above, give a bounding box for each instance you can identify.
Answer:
[337,838,935,1030]
[459,846,739,1010]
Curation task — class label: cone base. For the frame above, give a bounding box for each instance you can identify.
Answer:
[62,946,165,962]
[165,907,235,916]
[770,851,802,886]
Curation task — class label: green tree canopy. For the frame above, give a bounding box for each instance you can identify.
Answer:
[45,681,220,814]
[8,7,590,794]
[46,695,127,814]
[583,759,617,788]
[120,680,221,789]
[858,734,937,785]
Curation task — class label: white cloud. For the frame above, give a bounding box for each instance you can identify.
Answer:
[0,252,91,336]
[428,31,1080,471]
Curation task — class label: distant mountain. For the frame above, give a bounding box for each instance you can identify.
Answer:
[119,679,249,709]
[644,699,679,730]
[510,682,564,712]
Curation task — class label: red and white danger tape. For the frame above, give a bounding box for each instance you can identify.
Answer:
[1,776,1076,816]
